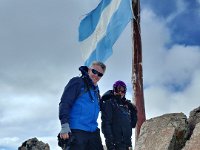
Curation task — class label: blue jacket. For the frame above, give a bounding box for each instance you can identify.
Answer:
[59,76,100,132]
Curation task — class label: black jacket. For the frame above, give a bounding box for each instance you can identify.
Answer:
[101,90,137,149]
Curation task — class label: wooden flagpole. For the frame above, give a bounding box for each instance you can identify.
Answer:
[132,0,146,141]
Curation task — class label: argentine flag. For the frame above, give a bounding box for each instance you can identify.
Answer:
[79,0,133,66]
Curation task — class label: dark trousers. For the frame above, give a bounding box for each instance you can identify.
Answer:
[68,129,104,150]
[106,142,130,150]
[115,144,129,150]
[106,146,129,150]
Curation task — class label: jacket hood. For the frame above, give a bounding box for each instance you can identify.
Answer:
[79,66,89,76]
[102,90,129,104]
[102,90,113,101]
[79,66,97,89]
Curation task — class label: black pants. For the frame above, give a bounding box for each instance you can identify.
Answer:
[106,145,129,150]
[68,129,104,150]
[115,144,129,150]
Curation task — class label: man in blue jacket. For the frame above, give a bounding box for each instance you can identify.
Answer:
[59,61,106,150]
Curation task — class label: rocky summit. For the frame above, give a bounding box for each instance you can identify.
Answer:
[18,137,50,150]
[135,106,200,150]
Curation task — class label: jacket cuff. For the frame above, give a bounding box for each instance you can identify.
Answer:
[60,123,71,134]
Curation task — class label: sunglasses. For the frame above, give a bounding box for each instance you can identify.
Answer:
[117,89,126,94]
[91,69,103,77]
[115,86,126,94]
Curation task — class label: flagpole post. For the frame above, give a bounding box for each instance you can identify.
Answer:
[131,0,146,141]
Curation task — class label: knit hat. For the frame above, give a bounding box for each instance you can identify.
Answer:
[113,80,127,93]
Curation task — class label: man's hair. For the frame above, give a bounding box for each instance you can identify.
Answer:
[91,61,106,72]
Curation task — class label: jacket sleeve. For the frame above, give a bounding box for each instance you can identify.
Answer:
[101,99,114,143]
[127,101,138,128]
[59,77,82,125]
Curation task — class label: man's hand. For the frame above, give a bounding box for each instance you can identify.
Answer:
[60,123,71,140]
[60,132,70,140]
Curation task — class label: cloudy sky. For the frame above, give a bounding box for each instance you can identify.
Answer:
[0,0,200,149]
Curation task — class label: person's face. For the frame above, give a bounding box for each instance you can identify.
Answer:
[114,86,126,98]
[88,64,104,85]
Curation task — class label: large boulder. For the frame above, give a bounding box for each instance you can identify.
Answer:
[187,106,200,138]
[182,122,200,150]
[135,113,189,150]
[18,137,50,150]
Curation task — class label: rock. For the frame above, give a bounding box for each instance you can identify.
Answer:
[187,106,200,138]
[135,113,189,150]
[18,137,50,150]
[182,122,200,150]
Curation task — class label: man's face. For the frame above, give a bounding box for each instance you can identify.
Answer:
[88,64,104,85]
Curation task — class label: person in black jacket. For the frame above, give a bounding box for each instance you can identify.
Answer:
[101,80,137,150]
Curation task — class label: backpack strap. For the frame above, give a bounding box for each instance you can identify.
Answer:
[78,76,101,103]
[81,76,94,101]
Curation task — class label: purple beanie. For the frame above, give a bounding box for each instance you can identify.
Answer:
[113,80,127,91]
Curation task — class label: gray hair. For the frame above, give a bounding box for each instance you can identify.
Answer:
[91,61,106,72]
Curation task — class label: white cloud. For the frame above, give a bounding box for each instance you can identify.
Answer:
[39,136,60,150]
[0,137,20,149]
[163,45,200,84]
[169,70,200,115]
[140,8,200,120]
[166,0,187,22]
[141,8,170,85]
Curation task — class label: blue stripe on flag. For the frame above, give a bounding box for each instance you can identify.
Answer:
[79,0,133,66]
[79,0,112,41]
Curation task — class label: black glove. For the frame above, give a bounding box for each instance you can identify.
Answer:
[57,133,75,150]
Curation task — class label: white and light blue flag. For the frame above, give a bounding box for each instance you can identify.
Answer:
[79,0,133,66]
